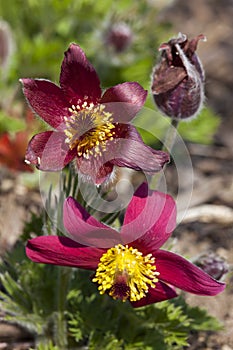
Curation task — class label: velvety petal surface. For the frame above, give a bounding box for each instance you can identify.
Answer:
[64,197,123,248]
[25,131,76,171]
[109,125,169,174]
[100,82,147,123]
[75,124,169,186]
[20,79,68,129]
[155,250,226,296]
[76,156,114,185]
[26,236,104,270]
[121,183,176,248]
[60,44,101,105]
[131,281,177,308]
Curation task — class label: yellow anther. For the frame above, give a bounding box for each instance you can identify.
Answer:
[64,103,115,158]
[93,244,159,302]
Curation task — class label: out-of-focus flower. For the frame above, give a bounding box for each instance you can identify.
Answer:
[26,183,225,307]
[21,43,169,185]
[151,33,206,120]
[105,22,133,53]
[0,131,33,172]
[0,109,36,172]
[194,251,229,281]
[0,20,14,79]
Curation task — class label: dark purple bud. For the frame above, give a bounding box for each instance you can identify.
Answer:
[151,33,206,120]
[194,251,229,281]
[105,22,133,53]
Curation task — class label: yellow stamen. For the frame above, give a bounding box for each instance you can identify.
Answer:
[64,102,115,158]
[92,244,160,302]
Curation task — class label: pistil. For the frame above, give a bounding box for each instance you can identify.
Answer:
[93,244,160,302]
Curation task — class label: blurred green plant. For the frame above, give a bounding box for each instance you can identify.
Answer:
[0,0,219,145]
[0,111,25,133]
[177,107,221,145]
[0,0,170,87]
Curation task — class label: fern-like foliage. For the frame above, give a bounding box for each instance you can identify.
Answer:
[0,241,223,350]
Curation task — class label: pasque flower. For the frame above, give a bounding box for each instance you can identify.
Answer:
[26,183,225,307]
[20,44,169,184]
[0,132,33,172]
[151,33,206,120]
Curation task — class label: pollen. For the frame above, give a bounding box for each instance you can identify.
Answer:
[64,102,115,158]
[92,244,160,302]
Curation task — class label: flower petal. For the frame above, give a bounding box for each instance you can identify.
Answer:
[121,183,176,248]
[60,43,101,105]
[63,197,123,248]
[76,156,114,185]
[101,82,147,123]
[26,236,104,270]
[131,281,177,308]
[20,78,68,129]
[25,131,76,171]
[75,124,168,186]
[155,250,226,296]
[110,125,169,174]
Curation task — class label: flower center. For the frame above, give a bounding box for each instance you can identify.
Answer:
[64,102,115,159]
[92,244,160,302]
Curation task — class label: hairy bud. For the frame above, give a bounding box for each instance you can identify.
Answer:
[151,33,206,120]
[105,22,133,53]
[194,251,229,281]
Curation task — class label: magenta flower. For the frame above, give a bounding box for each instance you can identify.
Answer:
[20,44,169,184]
[26,183,225,307]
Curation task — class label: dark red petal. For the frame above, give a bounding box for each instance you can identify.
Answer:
[131,281,177,308]
[75,124,168,185]
[26,236,104,270]
[60,43,101,105]
[121,183,176,248]
[100,82,147,123]
[110,124,169,173]
[20,79,68,129]
[25,131,76,171]
[63,197,121,248]
[76,156,114,185]
[155,250,226,296]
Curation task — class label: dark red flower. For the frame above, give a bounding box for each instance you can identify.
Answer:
[26,183,225,307]
[21,44,169,185]
[0,131,33,172]
[151,33,206,120]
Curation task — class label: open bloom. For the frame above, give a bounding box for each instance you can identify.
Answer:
[26,183,225,307]
[151,33,206,120]
[20,43,169,184]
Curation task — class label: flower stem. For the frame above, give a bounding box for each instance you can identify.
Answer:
[151,118,179,189]
[163,118,179,154]
[55,266,71,349]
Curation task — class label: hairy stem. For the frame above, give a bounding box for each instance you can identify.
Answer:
[151,118,179,190]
